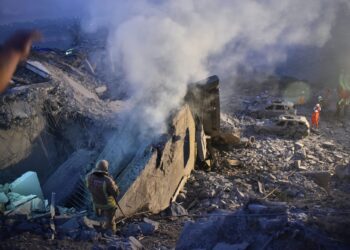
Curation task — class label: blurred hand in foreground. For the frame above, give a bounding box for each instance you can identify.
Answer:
[0,30,41,93]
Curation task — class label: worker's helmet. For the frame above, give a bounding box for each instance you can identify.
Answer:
[94,160,109,173]
[316,103,321,108]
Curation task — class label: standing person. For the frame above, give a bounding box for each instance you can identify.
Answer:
[0,30,41,93]
[311,103,321,129]
[86,160,120,234]
[298,91,306,105]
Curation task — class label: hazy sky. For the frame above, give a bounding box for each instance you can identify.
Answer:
[0,0,87,24]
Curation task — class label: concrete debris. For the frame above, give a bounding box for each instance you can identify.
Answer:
[95,85,107,94]
[25,60,51,80]
[176,203,344,250]
[302,171,331,190]
[335,164,350,180]
[166,203,188,217]
[0,192,9,204]
[10,171,44,198]
[124,219,160,237]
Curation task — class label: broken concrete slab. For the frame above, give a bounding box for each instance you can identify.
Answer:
[10,171,43,199]
[43,150,94,205]
[26,60,51,80]
[114,105,196,218]
[196,123,208,162]
[6,192,37,208]
[0,192,9,204]
[185,75,220,136]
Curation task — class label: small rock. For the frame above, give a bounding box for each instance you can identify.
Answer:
[321,142,336,150]
[303,171,331,190]
[128,236,144,250]
[138,218,159,236]
[226,159,241,167]
[176,192,187,202]
[122,223,142,237]
[166,203,188,217]
[335,164,350,180]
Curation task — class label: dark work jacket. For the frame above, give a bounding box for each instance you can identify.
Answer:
[86,172,119,209]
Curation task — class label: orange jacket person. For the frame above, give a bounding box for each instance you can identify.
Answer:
[311,103,321,129]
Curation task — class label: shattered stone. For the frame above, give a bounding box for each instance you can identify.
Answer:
[166,202,188,217]
[0,192,9,204]
[128,236,144,250]
[335,164,350,180]
[321,142,336,150]
[95,86,107,94]
[225,159,241,167]
[122,223,142,237]
[302,171,331,190]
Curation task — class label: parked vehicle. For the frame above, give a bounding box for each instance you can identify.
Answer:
[254,115,310,139]
[249,100,296,118]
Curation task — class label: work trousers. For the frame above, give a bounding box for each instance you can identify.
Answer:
[96,207,117,233]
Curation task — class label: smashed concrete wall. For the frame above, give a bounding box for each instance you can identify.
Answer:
[114,105,196,218]
[0,84,52,170]
[0,51,123,184]
[185,75,220,136]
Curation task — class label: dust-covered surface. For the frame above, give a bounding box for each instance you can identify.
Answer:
[0,49,125,184]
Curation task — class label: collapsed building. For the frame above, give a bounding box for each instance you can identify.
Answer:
[0,49,222,218]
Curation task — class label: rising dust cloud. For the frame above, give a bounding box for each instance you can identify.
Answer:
[1,0,349,169]
[83,0,346,138]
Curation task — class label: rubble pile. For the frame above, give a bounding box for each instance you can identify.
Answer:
[0,43,349,250]
[176,201,346,250]
[0,50,123,182]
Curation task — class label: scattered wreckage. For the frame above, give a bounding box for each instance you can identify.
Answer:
[254,115,310,139]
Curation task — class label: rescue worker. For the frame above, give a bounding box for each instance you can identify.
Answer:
[86,160,119,234]
[297,91,306,105]
[311,103,321,129]
[336,98,345,119]
[318,96,324,109]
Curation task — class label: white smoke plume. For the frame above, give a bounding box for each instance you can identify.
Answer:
[85,0,343,139]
